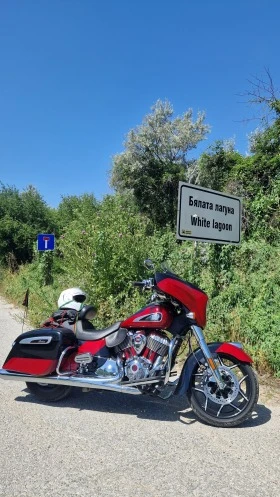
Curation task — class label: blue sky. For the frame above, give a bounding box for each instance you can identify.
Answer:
[0,0,279,207]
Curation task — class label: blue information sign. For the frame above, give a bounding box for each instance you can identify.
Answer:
[37,234,55,251]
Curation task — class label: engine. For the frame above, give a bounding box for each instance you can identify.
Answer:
[116,331,170,382]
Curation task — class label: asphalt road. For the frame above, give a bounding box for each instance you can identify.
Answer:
[0,296,279,497]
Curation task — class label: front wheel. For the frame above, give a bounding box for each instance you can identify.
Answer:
[26,382,73,402]
[188,353,259,427]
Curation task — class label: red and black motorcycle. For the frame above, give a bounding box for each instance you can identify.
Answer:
[0,260,259,427]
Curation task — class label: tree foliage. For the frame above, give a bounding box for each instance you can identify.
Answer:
[110,100,210,227]
[229,106,280,241]
[0,183,55,266]
[247,114,280,191]
[55,193,98,230]
[197,141,243,192]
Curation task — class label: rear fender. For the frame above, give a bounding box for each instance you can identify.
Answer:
[175,342,253,396]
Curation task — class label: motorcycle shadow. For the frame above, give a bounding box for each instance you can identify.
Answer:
[16,388,271,428]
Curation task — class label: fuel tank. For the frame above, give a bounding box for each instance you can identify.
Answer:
[121,303,173,329]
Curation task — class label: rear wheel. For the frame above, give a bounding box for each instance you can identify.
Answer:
[26,382,73,402]
[188,353,259,427]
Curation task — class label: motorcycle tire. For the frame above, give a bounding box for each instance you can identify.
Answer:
[188,353,259,428]
[26,382,73,402]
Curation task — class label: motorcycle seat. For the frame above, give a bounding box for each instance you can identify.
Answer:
[75,321,122,341]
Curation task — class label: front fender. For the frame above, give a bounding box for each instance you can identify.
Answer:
[174,341,253,397]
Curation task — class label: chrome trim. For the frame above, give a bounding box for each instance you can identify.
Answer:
[95,358,120,378]
[186,312,195,319]
[19,336,52,345]
[203,365,240,405]
[229,342,243,349]
[134,312,162,322]
[125,357,151,381]
[74,353,93,364]
[146,333,169,356]
[121,376,165,386]
[149,355,164,374]
[191,325,225,390]
[0,368,142,395]
[56,346,77,376]
[164,337,178,385]
[131,332,147,354]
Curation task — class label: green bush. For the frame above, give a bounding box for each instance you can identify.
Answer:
[1,230,279,376]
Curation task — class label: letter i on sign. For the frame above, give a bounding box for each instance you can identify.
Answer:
[43,236,50,249]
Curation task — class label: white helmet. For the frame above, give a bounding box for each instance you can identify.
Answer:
[57,287,87,311]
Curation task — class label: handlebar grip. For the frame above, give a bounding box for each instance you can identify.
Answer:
[133,281,145,287]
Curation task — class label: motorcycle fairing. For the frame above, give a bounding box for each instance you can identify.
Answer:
[155,272,208,328]
[175,342,253,396]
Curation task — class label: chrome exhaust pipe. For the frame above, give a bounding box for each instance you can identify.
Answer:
[0,368,142,395]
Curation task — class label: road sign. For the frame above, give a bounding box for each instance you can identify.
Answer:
[177,182,241,245]
[37,234,55,251]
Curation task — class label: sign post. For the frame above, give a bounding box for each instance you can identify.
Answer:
[177,182,241,245]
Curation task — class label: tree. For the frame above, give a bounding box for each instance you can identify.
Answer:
[229,104,280,241]
[231,104,280,198]
[110,100,210,228]
[239,68,280,126]
[197,141,243,192]
[0,183,55,265]
[56,193,98,230]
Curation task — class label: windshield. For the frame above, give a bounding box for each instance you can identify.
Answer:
[144,258,176,275]
[160,261,176,275]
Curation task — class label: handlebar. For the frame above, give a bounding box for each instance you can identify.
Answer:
[132,278,154,289]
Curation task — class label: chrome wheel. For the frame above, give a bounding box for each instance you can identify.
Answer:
[189,354,259,427]
[202,364,241,409]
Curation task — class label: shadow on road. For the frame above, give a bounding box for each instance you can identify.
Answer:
[236,403,272,428]
[15,387,271,428]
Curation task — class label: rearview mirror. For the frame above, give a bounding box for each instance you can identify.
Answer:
[144,259,154,270]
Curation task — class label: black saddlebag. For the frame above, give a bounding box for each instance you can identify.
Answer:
[3,328,77,376]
